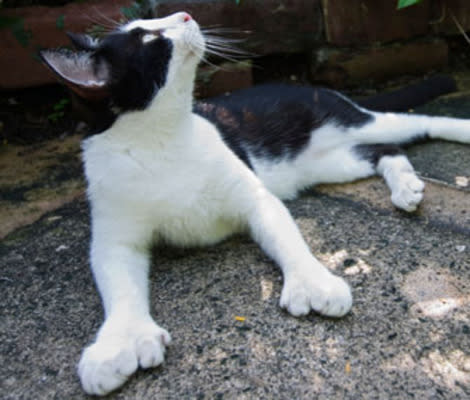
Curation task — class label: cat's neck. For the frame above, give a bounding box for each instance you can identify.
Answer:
[109,74,195,146]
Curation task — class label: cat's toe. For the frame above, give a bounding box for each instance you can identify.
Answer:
[136,328,171,369]
[78,338,138,396]
[391,173,425,212]
[78,323,171,396]
[280,273,352,318]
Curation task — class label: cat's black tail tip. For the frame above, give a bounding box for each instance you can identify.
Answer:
[358,75,457,112]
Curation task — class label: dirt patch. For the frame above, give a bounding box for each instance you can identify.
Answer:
[0,133,85,238]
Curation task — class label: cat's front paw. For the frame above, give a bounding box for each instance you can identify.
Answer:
[78,320,171,396]
[280,272,352,317]
[391,172,425,212]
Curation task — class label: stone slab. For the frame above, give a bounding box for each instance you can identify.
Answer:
[196,61,253,98]
[314,39,448,87]
[1,88,470,400]
[1,175,469,399]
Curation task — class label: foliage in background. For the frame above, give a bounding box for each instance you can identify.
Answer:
[0,0,430,49]
[0,1,150,48]
[0,14,32,47]
[47,98,69,123]
[397,0,422,9]
[122,0,156,20]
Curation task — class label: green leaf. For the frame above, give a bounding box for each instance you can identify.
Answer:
[0,16,32,48]
[0,15,22,30]
[397,0,422,9]
[56,14,65,30]
[121,3,142,20]
[10,19,32,48]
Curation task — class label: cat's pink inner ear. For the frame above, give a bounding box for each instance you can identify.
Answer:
[40,50,110,100]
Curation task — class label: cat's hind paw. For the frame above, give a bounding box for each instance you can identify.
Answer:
[390,172,425,212]
[78,322,171,396]
[280,272,352,318]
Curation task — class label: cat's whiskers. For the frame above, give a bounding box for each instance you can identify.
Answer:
[199,29,254,65]
[92,6,124,29]
[84,13,121,34]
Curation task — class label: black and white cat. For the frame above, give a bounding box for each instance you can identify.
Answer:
[40,12,470,396]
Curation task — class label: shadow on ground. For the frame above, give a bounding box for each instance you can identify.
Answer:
[0,94,469,399]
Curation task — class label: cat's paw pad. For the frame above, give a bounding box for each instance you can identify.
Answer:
[280,273,352,317]
[391,172,425,212]
[78,323,171,396]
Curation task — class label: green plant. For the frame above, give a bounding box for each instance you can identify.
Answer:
[121,0,155,20]
[55,14,65,30]
[47,98,69,123]
[397,0,422,9]
[0,15,32,47]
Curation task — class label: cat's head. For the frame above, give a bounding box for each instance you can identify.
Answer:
[40,12,204,129]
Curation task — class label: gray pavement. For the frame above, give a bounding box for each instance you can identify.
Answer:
[1,96,469,399]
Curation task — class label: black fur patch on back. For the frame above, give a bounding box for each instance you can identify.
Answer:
[195,84,373,166]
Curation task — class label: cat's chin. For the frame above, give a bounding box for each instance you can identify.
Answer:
[182,24,205,61]
[184,50,204,64]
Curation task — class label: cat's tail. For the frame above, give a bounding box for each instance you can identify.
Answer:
[353,109,470,146]
[357,75,457,112]
[350,75,470,146]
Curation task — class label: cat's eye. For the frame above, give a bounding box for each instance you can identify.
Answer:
[142,32,159,44]
[130,27,159,44]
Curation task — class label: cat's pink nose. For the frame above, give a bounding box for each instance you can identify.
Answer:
[183,13,192,22]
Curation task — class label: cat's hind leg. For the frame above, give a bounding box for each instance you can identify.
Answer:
[266,141,425,212]
[355,144,425,212]
[262,142,425,212]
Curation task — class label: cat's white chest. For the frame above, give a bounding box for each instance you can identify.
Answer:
[82,115,247,246]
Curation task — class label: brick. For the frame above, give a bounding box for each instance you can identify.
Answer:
[0,0,133,89]
[322,0,432,46]
[313,39,448,87]
[196,61,253,98]
[154,0,323,54]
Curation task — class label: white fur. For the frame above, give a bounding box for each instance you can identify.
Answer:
[357,111,470,144]
[377,155,425,211]
[77,13,470,396]
[251,124,376,200]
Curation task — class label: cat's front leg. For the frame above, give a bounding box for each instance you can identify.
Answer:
[78,231,170,396]
[245,188,352,317]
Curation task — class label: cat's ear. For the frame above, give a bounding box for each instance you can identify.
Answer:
[66,32,99,51]
[39,50,110,100]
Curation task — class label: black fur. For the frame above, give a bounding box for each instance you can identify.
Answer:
[354,144,404,166]
[41,29,173,133]
[358,75,456,112]
[194,84,373,166]
[97,30,173,111]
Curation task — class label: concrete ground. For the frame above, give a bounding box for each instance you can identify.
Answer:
[0,95,469,399]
